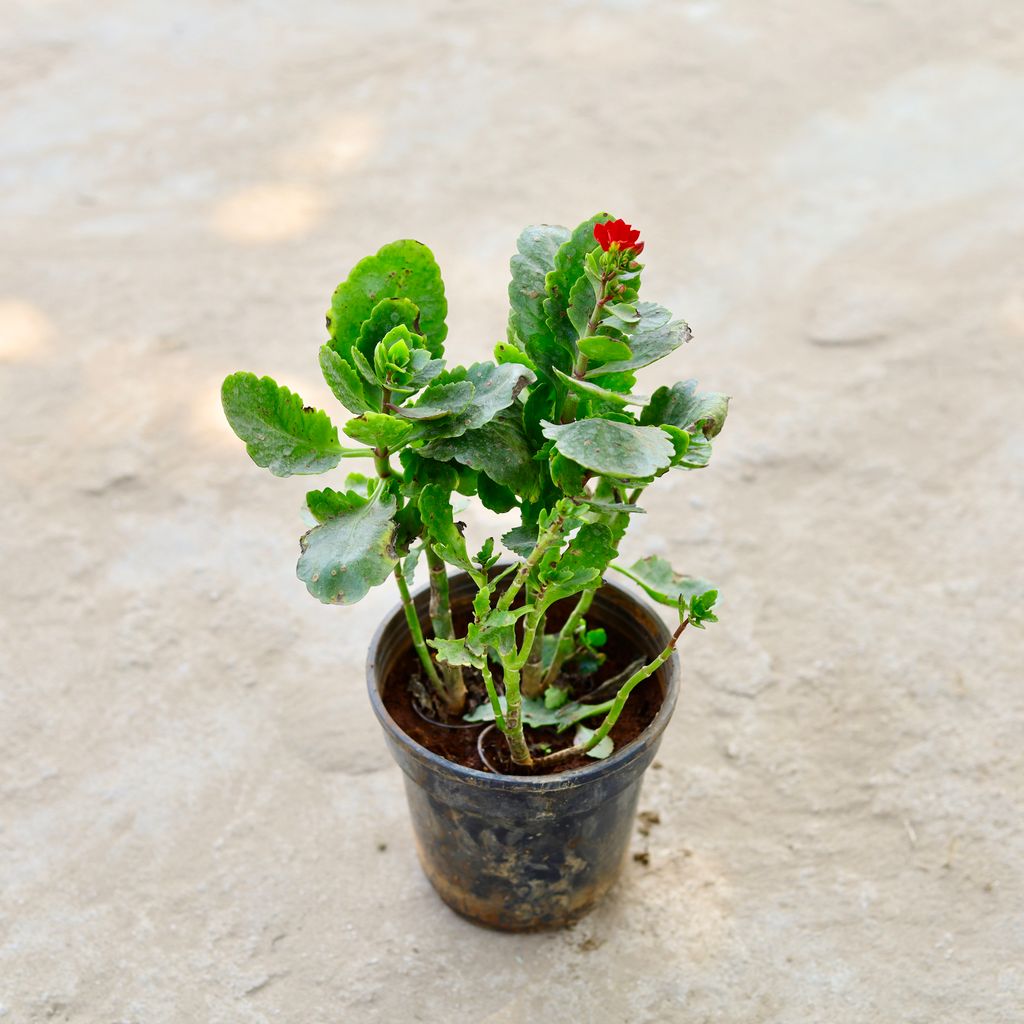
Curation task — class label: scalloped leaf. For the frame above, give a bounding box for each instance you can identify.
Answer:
[319,344,379,414]
[418,483,473,571]
[567,274,596,339]
[553,369,649,410]
[342,412,414,450]
[587,302,691,378]
[477,472,517,513]
[578,335,632,362]
[305,486,366,523]
[508,224,570,358]
[353,297,422,363]
[640,379,730,438]
[392,380,475,421]
[421,407,540,500]
[418,362,535,440]
[575,724,614,759]
[612,555,713,608]
[296,489,398,604]
[541,419,674,479]
[327,240,447,360]
[429,636,485,669]
[545,213,612,347]
[541,522,617,594]
[221,372,345,477]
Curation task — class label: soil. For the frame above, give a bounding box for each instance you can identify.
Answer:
[381,593,664,775]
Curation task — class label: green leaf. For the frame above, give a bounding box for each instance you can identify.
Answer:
[419,362,535,440]
[406,349,445,390]
[542,419,675,479]
[603,302,640,324]
[319,345,379,414]
[640,379,730,438]
[221,372,345,477]
[661,425,691,467]
[464,694,608,732]
[575,496,644,515]
[544,686,570,710]
[508,224,570,360]
[502,523,537,557]
[575,724,614,760]
[542,522,616,593]
[549,451,588,495]
[418,483,473,571]
[430,637,485,669]
[612,556,714,609]
[296,489,398,604]
[421,406,539,500]
[687,588,719,628]
[545,213,612,347]
[553,369,649,411]
[567,274,596,339]
[578,335,632,362]
[306,486,366,523]
[352,297,422,364]
[393,380,475,421]
[494,341,536,370]
[342,412,414,450]
[587,302,691,378]
[402,541,424,588]
[477,472,517,514]
[678,432,712,469]
[328,241,448,360]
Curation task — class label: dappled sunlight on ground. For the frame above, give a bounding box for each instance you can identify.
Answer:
[0,299,53,362]
[279,113,378,177]
[211,183,323,243]
[1000,290,1024,336]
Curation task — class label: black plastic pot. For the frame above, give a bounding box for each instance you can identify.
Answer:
[366,572,680,931]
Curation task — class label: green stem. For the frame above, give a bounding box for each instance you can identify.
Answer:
[541,587,595,688]
[534,618,688,769]
[480,660,506,732]
[394,564,446,699]
[502,666,532,766]
[340,447,377,458]
[497,504,570,612]
[426,544,465,713]
[521,608,547,698]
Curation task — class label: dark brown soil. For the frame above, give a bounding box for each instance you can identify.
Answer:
[381,593,664,776]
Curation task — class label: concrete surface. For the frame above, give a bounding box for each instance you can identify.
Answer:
[2,1,1022,1021]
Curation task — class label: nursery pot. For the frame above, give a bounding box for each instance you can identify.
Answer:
[367,571,680,931]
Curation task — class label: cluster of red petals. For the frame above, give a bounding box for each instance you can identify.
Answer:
[593,218,644,255]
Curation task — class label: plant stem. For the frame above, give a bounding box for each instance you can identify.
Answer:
[425,543,466,713]
[521,608,547,698]
[541,587,595,688]
[377,438,459,715]
[533,618,688,769]
[502,666,532,766]
[480,660,506,732]
[393,563,446,699]
[497,505,570,612]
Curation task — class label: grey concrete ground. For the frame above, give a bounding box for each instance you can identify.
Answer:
[2,1,1023,1021]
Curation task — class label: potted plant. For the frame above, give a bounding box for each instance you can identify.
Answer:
[221,213,729,930]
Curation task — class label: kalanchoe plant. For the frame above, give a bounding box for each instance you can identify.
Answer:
[222,215,728,771]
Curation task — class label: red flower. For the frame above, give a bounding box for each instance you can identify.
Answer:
[593,218,644,255]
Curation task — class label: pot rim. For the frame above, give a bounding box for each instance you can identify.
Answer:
[366,572,681,792]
